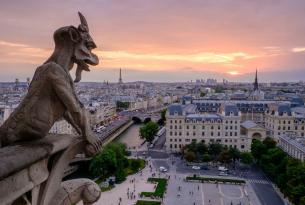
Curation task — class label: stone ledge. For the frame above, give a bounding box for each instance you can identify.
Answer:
[0,134,79,180]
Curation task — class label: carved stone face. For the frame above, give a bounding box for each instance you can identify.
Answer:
[73,12,100,82]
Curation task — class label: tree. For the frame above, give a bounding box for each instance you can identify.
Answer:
[196,142,208,155]
[202,153,212,162]
[160,109,167,121]
[157,118,164,126]
[185,141,197,153]
[139,121,159,143]
[89,148,117,177]
[218,150,232,164]
[263,137,276,149]
[240,152,254,165]
[251,139,267,161]
[250,139,305,204]
[200,92,206,97]
[208,143,223,159]
[185,151,196,162]
[143,117,151,124]
[116,101,130,109]
[229,147,240,163]
[300,196,305,205]
[214,85,224,93]
[89,142,128,181]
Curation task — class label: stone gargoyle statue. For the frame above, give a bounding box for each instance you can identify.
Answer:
[0,12,101,153]
[0,12,103,205]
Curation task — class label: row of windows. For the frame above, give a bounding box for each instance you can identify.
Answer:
[266,123,305,131]
[275,132,305,137]
[169,143,245,149]
[169,131,238,137]
[278,126,305,131]
[169,119,240,124]
[169,125,239,130]
[168,138,241,143]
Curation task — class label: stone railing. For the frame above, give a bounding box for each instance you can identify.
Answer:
[0,134,101,205]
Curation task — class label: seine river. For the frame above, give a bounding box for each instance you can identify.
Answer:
[115,124,144,149]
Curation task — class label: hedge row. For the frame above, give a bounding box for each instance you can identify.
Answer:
[186,176,245,184]
[140,178,168,198]
[136,200,161,205]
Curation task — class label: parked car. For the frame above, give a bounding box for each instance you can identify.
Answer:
[159,166,168,172]
[218,166,228,172]
[201,165,210,170]
[192,166,201,170]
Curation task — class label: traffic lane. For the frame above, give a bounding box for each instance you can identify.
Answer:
[152,160,170,171]
[154,132,166,149]
[251,183,284,205]
[148,150,169,159]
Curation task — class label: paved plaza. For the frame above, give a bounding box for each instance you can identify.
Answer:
[91,162,157,205]
[77,141,284,205]
[163,173,261,205]
[76,156,265,205]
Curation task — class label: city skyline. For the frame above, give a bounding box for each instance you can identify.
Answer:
[1,0,305,82]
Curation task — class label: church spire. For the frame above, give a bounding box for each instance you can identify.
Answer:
[254,69,259,91]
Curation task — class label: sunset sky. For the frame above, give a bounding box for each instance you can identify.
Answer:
[0,0,305,82]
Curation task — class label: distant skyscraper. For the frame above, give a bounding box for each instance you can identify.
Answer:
[118,68,123,84]
[253,69,259,91]
[14,78,19,91]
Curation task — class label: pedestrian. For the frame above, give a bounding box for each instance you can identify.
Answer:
[198,185,199,190]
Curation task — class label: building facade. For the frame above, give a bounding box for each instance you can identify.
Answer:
[279,134,305,162]
[265,104,305,142]
[165,103,252,152]
[49,120,73,134]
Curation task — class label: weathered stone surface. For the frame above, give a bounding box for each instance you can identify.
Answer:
[0,12,101,151]
[50,179,101,205]
[0,134,77,180]
[0,159,48,205]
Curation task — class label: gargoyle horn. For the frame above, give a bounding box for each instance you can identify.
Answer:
[78,12,89,32]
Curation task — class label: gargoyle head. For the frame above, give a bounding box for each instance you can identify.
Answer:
[73,12,99,82]
[51,12,99,82]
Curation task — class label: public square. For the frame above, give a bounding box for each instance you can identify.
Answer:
[79,129,285,205]
[77,153,267,205]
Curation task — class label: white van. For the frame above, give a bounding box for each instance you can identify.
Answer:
[218,166,228,172]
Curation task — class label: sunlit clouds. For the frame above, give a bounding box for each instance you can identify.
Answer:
[227,71,240,76]
[292,47,305,53]
[1,0,305,82]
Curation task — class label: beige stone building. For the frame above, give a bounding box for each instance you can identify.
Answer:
[88,103,116,125]
[241,120,266,141]
[279,134,305,162]
[265,104,305,142]
[165,103,252,152]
